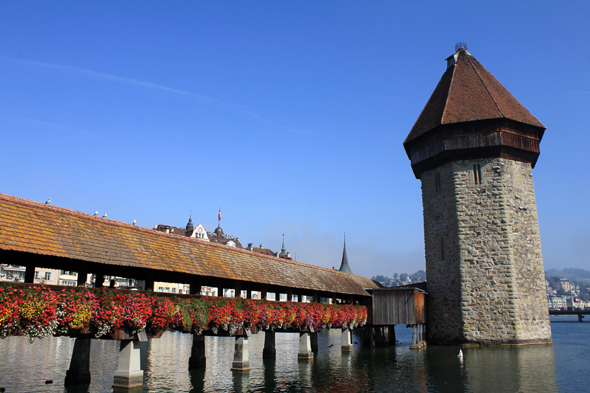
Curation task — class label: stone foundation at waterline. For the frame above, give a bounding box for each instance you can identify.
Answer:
[421,157,551,345]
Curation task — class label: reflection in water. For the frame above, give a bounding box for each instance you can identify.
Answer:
[0,324,581,392]
[462,344,557,393]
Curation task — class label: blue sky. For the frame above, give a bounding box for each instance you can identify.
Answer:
[1,1,588,279]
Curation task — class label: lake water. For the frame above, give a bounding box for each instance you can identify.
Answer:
[0,317,587,392]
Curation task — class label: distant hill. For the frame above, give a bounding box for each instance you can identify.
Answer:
[545,268,590,281]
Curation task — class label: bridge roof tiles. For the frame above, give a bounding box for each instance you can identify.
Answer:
[0,194,378,296]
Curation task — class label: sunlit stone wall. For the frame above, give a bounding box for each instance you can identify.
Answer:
[421,157,552,344]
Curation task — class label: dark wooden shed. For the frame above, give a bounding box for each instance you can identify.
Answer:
[368,287,427,326]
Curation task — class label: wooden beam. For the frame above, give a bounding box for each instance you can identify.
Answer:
[25,265,35,283]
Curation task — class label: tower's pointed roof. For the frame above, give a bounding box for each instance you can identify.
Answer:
[339,234,352,274]
[405,47,544,144]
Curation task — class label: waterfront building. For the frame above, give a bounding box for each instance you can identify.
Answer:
[404,44,551,344]
[0,264,62,286]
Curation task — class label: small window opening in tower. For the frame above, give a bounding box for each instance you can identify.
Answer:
[435,172,442,192]
[440,237,445,260]
[473,164,482,185]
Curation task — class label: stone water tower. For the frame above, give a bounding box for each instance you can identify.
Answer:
[404,44,552,345]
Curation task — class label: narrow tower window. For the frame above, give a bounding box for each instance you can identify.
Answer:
[435,172,441,192]
[473,164,482,185]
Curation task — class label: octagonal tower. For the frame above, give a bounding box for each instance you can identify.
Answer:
[404,45,551,345]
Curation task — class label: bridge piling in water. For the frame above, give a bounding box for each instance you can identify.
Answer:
[387,326,396,345]
[64,338,92,386]
[310,331,318,355]
[263,331,276,358]
[341,328,353,352]
[298,332,314,360]
[188,334,206,369]
[231,337,250,371]
[112,341,144,389]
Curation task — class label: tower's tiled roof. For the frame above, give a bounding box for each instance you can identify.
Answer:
[0,193,378,296]
[405,49,545,144]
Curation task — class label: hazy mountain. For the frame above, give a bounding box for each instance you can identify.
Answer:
[545,268,590,281]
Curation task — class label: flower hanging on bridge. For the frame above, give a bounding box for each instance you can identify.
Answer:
[0,283,367,342]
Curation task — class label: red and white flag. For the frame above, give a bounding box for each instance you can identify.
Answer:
[218,208,221,222]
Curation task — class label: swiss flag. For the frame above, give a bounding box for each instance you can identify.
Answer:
[218,208,221,222]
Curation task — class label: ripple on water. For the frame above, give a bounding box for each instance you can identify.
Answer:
[0,323,587,392]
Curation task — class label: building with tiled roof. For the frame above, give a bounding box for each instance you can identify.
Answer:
[207,225,243,248]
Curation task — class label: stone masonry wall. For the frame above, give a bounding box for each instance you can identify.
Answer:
[421,157,551,344]
[503,160,552,342]
[421,164,463,344]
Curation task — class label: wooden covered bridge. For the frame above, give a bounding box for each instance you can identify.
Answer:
[0,193,428,388]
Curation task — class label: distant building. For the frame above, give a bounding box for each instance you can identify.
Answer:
[207,225,242,248]
[246,235,292,260]
[559,278,572,292]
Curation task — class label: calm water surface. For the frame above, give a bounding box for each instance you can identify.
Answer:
[0,317,587,392]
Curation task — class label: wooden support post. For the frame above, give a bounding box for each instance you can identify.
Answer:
[234,282,242,299]
[113,341,143,389]
[188,334,206,369]
[298,332,314,360]
[341,328,353,352]
[263,331,276,359]
[388,325,396,345]
[190,282,201,295]
[362,326,374,347]
[312,292,319,303]
[246,289,252,300]
[94,273,104,288]
[310,331,318,355]
[260,286,267,301]
[64,338,91,385]
[25,265,35,283]
[77,271,87,287]
[287,289,293,302]
[231,337,250,371]
[144,278,154,292]
[374,327,387,347]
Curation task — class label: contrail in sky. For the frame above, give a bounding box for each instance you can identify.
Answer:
[0,56,310,135]
[19,117,99,137]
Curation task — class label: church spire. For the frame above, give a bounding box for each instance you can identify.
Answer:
[281,234,286,254]
[186,214,194,232]
[339,233,352,274]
